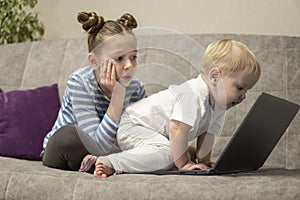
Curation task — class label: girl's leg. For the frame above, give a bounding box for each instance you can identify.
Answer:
[42,125,101,173]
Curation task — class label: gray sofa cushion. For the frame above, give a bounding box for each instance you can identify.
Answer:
[1,156,299,200]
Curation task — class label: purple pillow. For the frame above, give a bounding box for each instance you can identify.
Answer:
[0,84,60,160]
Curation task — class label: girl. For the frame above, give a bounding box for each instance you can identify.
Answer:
[42,11,146,173]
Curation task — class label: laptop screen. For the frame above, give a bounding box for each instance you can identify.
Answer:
[214,93,299,174]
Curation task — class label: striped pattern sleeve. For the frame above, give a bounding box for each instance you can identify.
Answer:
[125,79,146,105]
[137,82,146,100]
[95,113,119,153]
[68,76,118,154]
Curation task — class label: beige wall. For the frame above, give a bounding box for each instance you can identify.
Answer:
[36,0,300,40]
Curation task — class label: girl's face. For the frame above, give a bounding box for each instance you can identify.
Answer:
[95,34,138,86]
[210,68,260,110]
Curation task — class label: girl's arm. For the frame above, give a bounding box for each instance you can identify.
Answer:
[68,77,121,154]
[105,82,126,122]
[98,63,126,123]
[69,64,126,154]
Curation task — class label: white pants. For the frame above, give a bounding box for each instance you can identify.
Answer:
[107,118,174,173]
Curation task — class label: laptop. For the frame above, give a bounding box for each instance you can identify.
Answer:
[138,92,300,175]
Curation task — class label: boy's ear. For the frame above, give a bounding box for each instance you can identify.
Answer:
[88,53,99,70]
[209,67,221,86]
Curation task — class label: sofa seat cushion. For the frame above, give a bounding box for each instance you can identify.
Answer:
[0,156,299,200]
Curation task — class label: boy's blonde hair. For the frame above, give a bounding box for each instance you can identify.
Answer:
[200,39,261,77]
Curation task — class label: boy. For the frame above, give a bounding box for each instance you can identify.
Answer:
[94,39,261,178]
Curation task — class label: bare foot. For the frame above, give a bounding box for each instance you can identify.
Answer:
[93,157,115,178]
[79,155,97,172]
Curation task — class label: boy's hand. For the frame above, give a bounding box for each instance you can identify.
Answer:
[198,161,215,168]
[180,161,209,171]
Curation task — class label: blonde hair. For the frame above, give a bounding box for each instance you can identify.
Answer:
[200,39,261,77]
[77,12,138,53]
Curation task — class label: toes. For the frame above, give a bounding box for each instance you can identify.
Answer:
[93,162,111,178]
[101,174,108,178]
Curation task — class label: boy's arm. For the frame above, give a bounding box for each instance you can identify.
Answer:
[196,132,215,167]
[169,120,192,170]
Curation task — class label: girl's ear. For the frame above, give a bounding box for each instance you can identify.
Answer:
[88,53,99,70]
[209,67,221,86]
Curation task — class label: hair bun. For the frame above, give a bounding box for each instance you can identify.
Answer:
[117,13,138,30]
[77,12,105,35]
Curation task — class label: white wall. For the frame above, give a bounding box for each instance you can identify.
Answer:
[36,0,300,40]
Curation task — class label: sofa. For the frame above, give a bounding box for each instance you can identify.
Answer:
[0,32,299,200]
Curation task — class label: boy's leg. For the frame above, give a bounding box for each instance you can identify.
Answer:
[42,125,101,172]
[106,125,174,174]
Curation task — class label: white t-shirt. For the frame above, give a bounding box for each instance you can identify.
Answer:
[123,75,225,142]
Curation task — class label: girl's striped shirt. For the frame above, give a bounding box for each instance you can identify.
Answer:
[42,66,146,155]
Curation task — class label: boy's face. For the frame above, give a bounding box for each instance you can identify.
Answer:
[211,68,260,110]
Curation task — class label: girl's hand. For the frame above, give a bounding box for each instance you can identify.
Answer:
[99,58,118,92]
